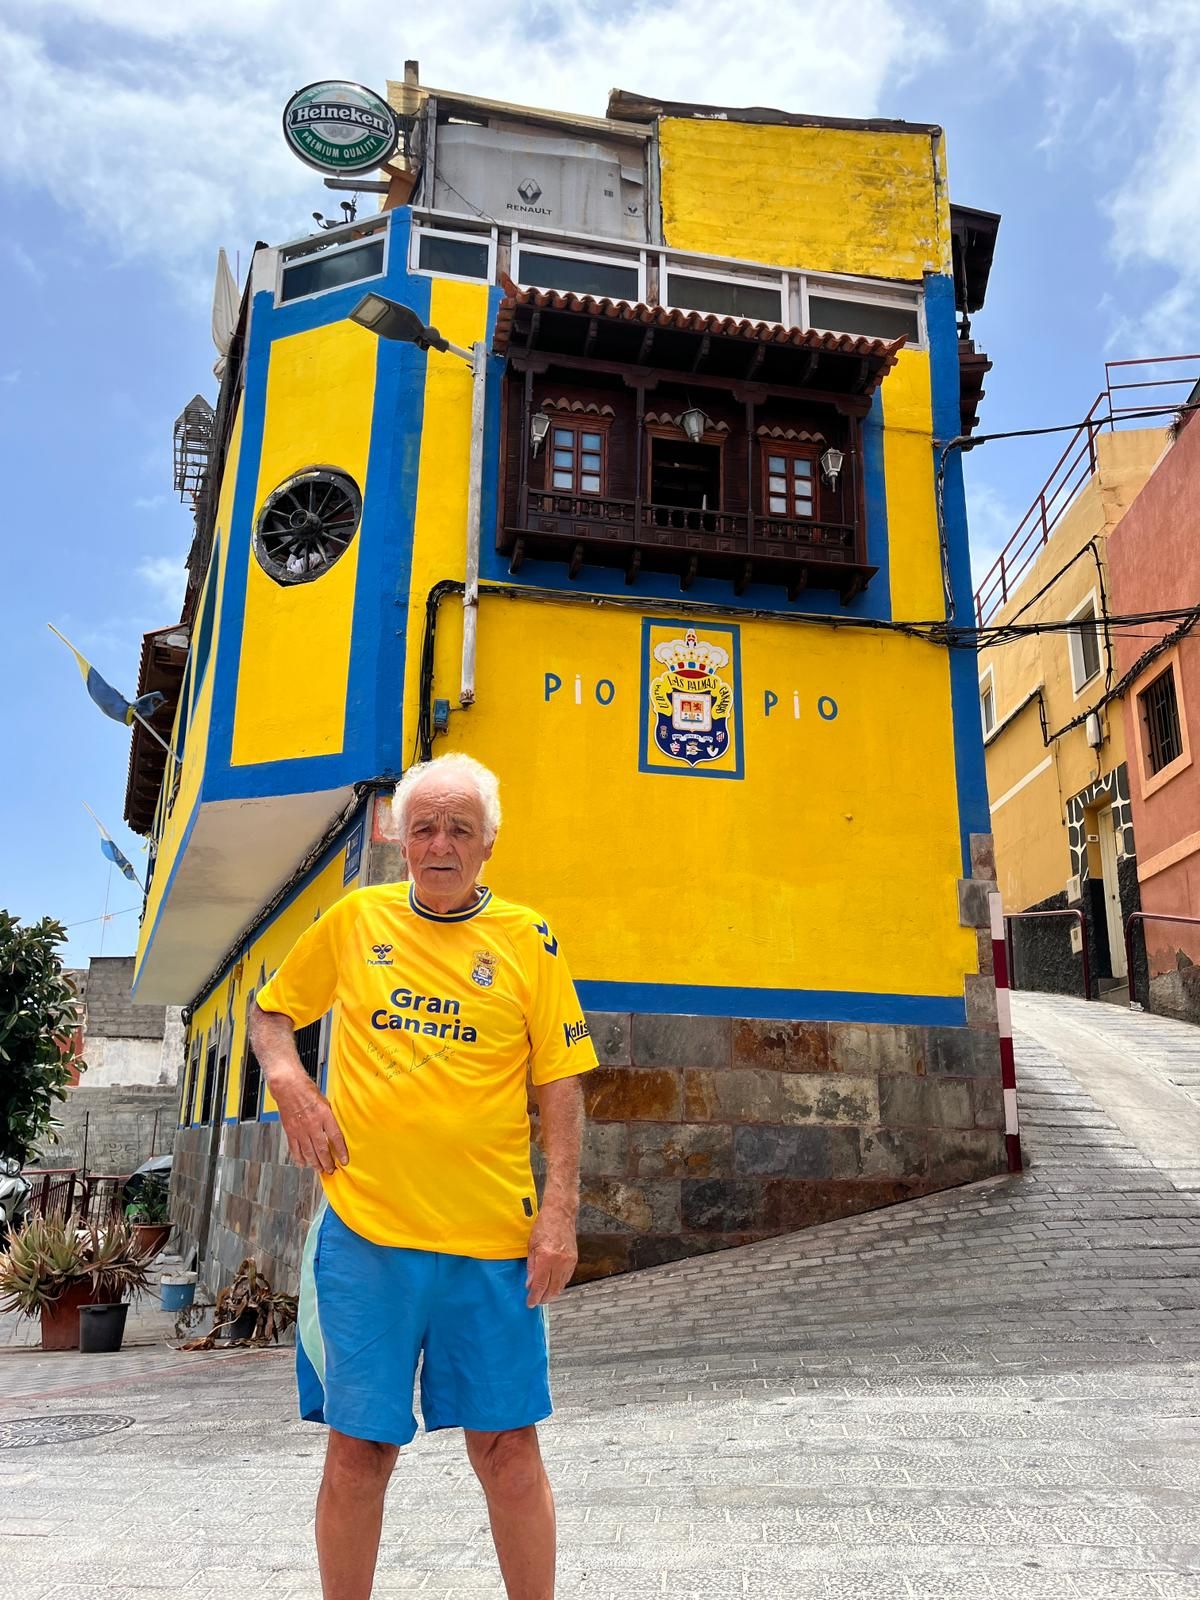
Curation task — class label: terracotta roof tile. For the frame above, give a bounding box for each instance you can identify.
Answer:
[492,285,906,371]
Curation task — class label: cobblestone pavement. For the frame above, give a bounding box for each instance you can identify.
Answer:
[2,995,1198,1599]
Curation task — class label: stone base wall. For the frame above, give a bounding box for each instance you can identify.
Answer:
[33,1085,178,1174]
[171,1121,320,1298]
[1146,963,1200,1025]
[537,1011,1006,1280]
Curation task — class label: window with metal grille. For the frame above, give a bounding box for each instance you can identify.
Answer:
[1140,666,1183,774]
[198,1037,218,1125]
[239,1034,263,1123]
[182,1038,201,1126]
[295,1019,323,1083]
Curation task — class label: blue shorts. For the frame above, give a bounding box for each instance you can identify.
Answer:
[295,1204,551,1446]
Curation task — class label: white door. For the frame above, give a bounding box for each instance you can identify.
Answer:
[1098,806,1126,979]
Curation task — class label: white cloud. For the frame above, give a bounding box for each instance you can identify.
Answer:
[136,554,187,613]
[985,0,1200,349]
[3,1,940,287]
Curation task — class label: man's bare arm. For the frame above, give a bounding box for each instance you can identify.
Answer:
[248,1003,349,1175]
[525,1073,584,1307]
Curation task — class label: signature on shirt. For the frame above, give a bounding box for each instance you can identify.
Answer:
[367,1034,451,1080]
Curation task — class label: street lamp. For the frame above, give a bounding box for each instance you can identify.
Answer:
[350,292,474,364]
[529,412,552,457]
[820,446,845,489]
[350,292,486,708]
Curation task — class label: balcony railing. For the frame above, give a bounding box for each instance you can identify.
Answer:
[520,488,854,556]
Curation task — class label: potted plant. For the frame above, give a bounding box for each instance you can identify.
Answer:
[0,1212,151,1351]
[124,1178,173,1260]
[179,1257,297,1349]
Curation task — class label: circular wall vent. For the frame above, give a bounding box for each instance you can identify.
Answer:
[254,468,362,585]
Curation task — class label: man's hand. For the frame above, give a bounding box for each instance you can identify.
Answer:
[274,1069,349,1175]
[249,1004,348,1175]
[525,1200,577,1307]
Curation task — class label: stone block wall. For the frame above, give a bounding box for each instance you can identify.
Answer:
[171,1121,320,1298]
[535,1009,1005,1281]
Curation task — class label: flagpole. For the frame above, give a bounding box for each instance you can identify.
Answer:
[131,706,180,765]
[98,862,112,957]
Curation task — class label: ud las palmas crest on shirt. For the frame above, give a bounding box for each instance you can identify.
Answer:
[649,629,735,768]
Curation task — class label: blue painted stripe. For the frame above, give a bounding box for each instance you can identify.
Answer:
[862,385,890,612]
[925,271,991,873]
[576,979,966,1026]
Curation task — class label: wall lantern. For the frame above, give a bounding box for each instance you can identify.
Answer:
[820,446,845,488]
[679,407,711,444]
[529,412,551,457]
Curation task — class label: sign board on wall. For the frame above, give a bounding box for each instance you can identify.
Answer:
[282,81,400,175]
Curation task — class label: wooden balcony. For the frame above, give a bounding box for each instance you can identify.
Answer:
[502,489,873,601]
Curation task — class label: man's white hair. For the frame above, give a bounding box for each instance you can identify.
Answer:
[391,753,502,843]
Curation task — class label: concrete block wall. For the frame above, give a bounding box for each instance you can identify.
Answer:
[33,1085,177,1174]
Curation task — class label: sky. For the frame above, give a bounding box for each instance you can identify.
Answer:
[3,0,1199,968]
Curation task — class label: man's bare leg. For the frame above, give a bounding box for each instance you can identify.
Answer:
[316,1429,400,1600]
[465,1425,556,1599]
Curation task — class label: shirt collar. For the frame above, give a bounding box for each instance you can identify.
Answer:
[407,883,492,923]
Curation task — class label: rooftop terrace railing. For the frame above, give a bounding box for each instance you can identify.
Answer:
[973,355,1200,627]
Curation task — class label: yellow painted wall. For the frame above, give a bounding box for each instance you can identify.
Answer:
[230,323,377,767]
[139,405,243,966]
[447,598,975,996]
[658,118,951,280]
[979,429,1166,911]
[183,836,362,1123]
[882,350,946,621]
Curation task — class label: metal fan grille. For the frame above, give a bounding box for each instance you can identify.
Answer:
[254,469,362,585]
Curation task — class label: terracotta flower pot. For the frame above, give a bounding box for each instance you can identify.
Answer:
[132,1222,174,1261]
[40,1281,108,1352]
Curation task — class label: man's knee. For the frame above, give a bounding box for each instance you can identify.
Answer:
[466,1426,545,1502]
[322,1429,399,1495]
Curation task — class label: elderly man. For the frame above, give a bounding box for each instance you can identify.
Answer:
[249,753,597,1600]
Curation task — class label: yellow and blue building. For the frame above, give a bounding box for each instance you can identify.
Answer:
[125,80,1006,1287]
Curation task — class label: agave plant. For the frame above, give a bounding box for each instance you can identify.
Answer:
[0,1212,151,1317]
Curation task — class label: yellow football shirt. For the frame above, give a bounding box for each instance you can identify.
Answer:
[255,882,598,1257]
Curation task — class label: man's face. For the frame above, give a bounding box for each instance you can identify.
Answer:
[401,779,494,907]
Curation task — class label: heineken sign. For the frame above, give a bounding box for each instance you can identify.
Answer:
[283,80,400,175]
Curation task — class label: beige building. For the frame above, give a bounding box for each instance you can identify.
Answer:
[977,419,1168,996]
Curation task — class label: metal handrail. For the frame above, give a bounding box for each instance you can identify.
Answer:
[1124,911,1200,1009]
[1004,908,1092,1001]
[973,354,1200,626]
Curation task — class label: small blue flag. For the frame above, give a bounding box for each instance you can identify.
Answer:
[82,803,145,892]
[48,624,166,728]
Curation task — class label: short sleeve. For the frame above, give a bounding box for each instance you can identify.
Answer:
[525,916,599,1085]
[256,898,356,1029]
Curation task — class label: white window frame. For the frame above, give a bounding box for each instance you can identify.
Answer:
[801,275,927,349]
[514,235,646,302]
[1067,591,1103,697]
[410,220,497,285]
[660,254,786,321]
[275,213,390,308]
[979,665,997,739]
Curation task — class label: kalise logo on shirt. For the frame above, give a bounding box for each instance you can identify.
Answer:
[563,1017,591,1049]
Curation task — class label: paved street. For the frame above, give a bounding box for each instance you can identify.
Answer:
[2,993,1199,1600]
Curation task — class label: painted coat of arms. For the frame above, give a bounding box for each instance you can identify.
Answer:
[649,629,735,767]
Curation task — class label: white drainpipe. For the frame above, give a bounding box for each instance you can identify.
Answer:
[460,340,488,707]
